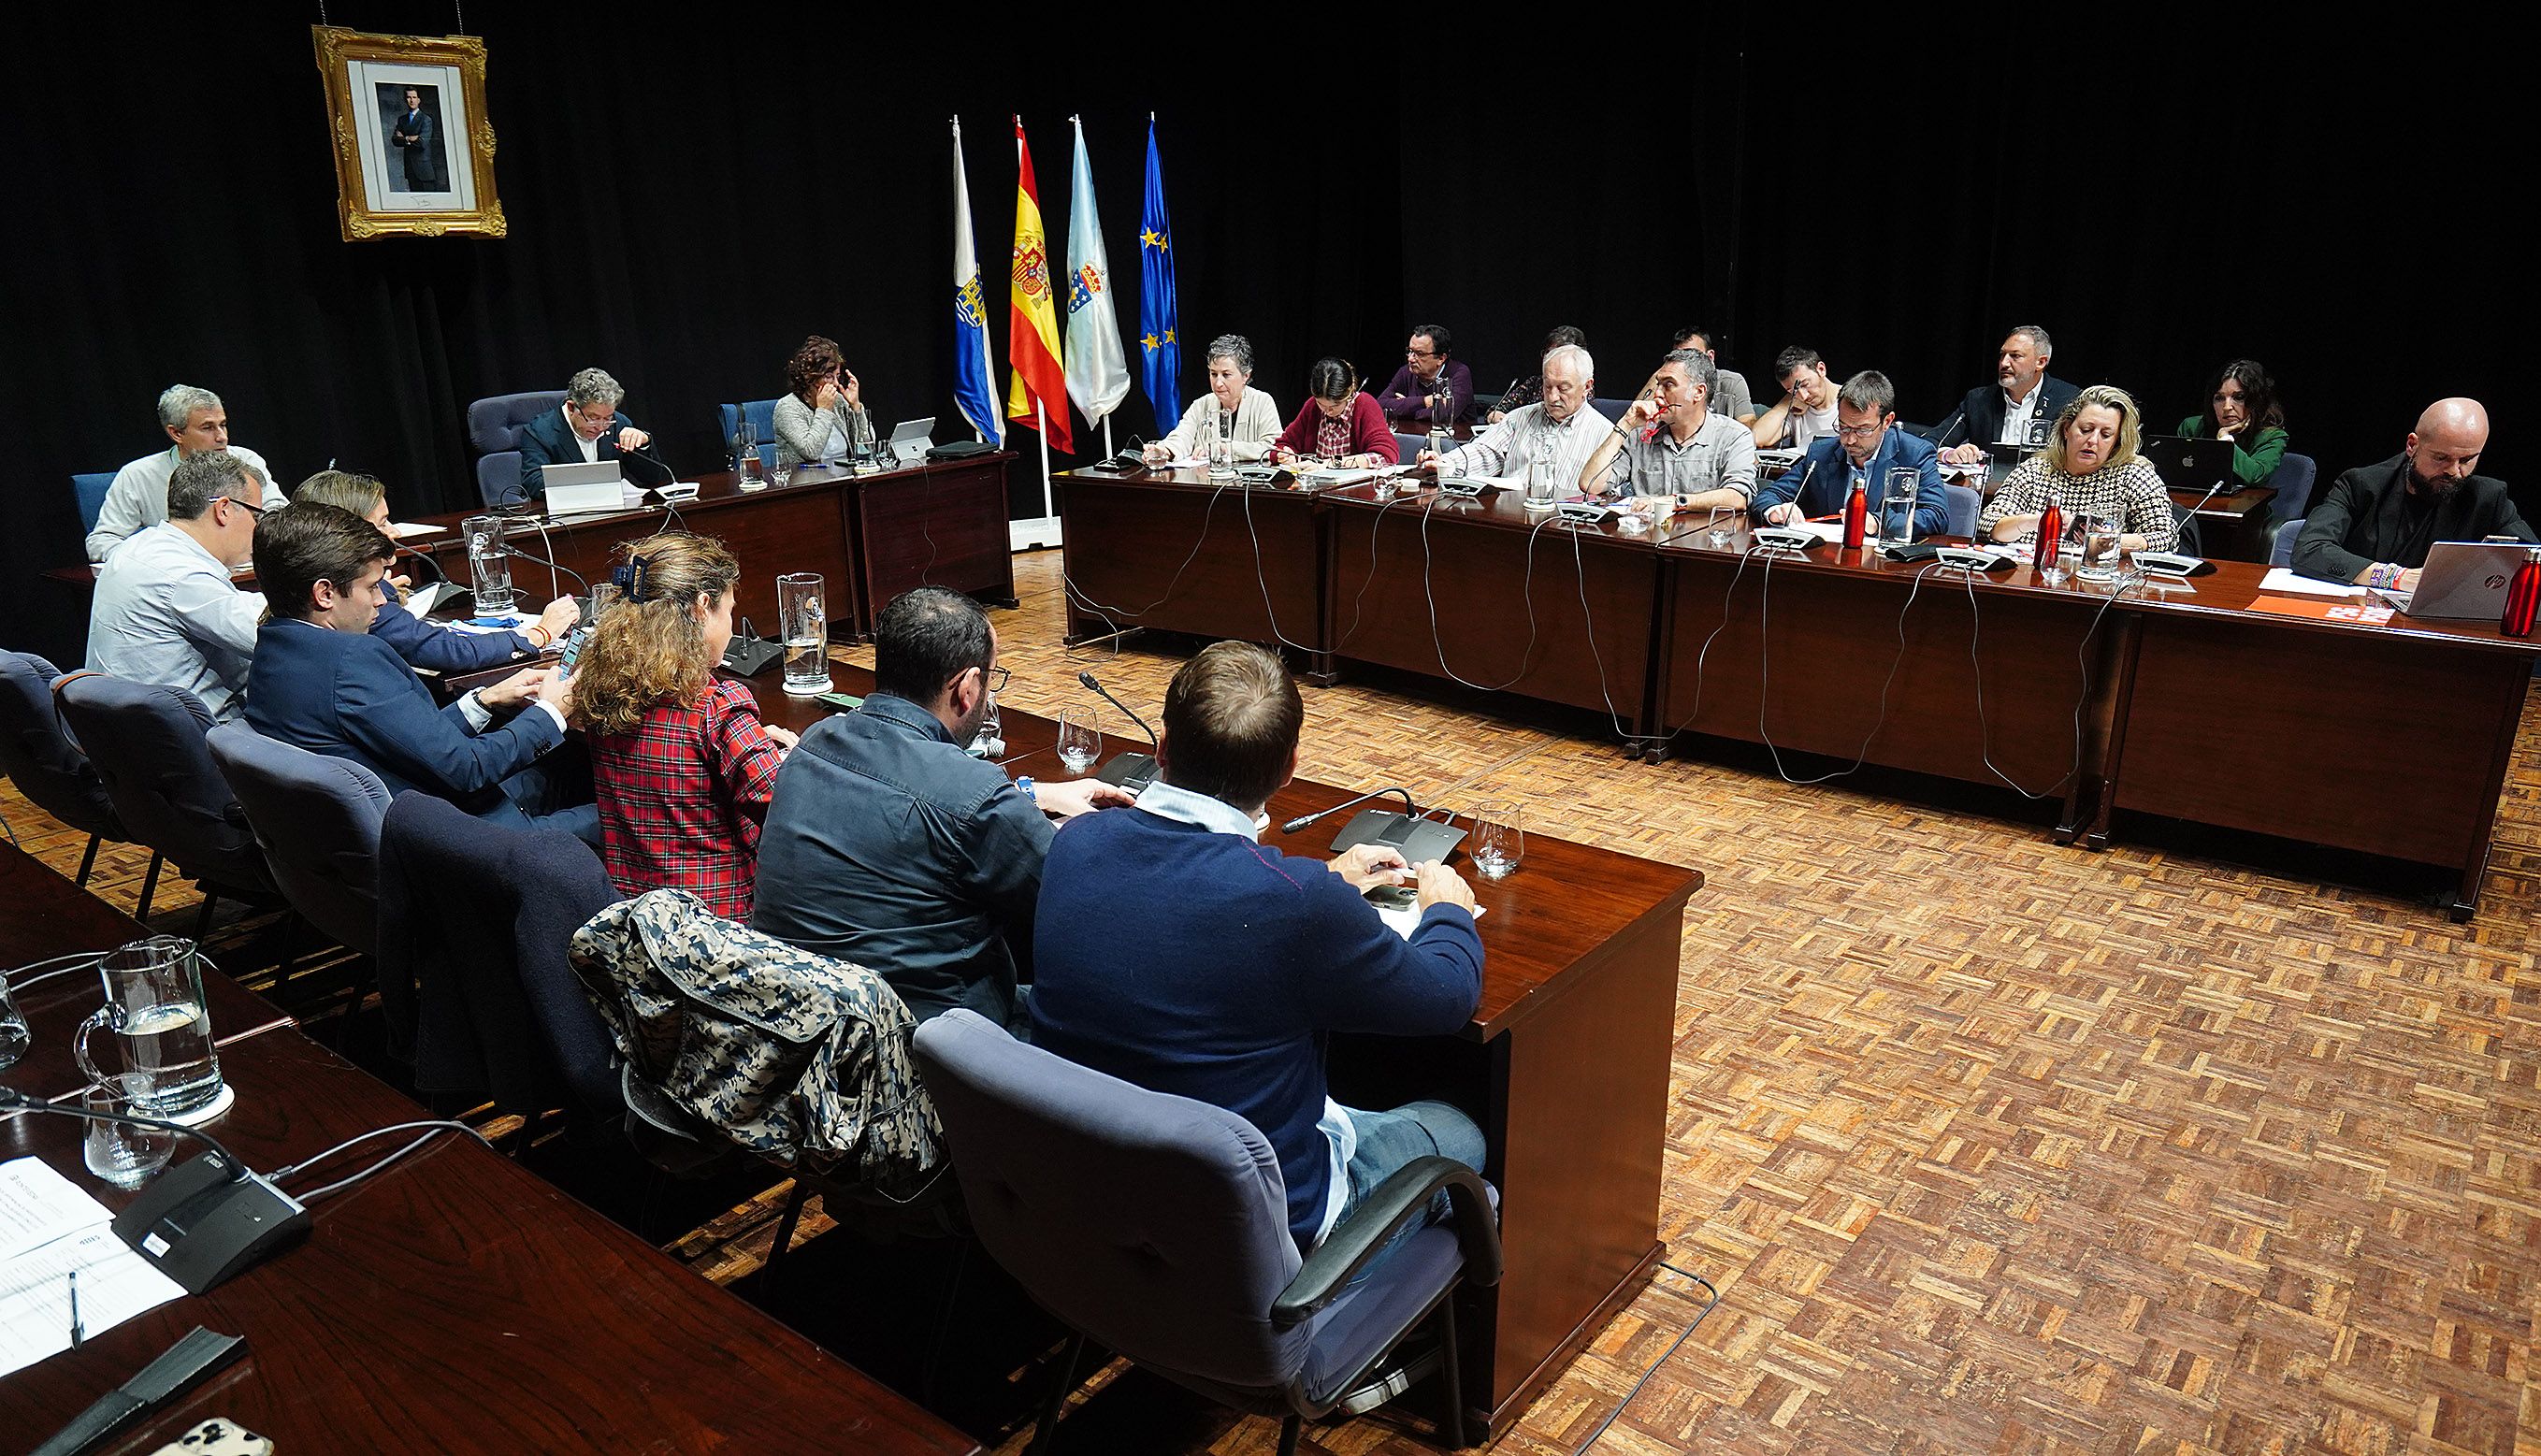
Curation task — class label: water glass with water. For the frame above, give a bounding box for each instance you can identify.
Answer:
[2074,514,2124,584]
[463,513,515,613]
[0,969,29,1070]
[778,573,830,696]
[74,936,223,1122]
[83,1076,177,1189]
[1881,469,1920,552]
[1706,504,1737,550]
[1470,801,1525,880]
[737,450,764,489]
[772,461,795,490]
[1057,707,1102,772]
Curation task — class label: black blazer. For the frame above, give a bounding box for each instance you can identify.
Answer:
[2290,454,2534,582]
[393,109,445,190]
[516,405,650,497]
[1940,374,2081,450]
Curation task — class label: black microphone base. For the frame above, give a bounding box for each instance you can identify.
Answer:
[720,637,786,677]
[1329,809,1465,865]
[114,1151,310,1294]
[1092,751,1158,793]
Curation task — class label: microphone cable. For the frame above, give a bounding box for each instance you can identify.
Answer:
[1752,549,1940,786]
[1335,483,1422,652]
[1565,520,1668,754]
[1420,491,1556,694]
[1966,568,2128,800]
[270,1118,496,1204]
[1060,475,1241,639]
[1239,468,1326,656]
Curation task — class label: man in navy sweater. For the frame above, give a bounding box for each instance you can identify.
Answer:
[1031,641,1487,1255]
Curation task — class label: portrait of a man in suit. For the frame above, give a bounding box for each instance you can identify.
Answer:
[383,83,449,192]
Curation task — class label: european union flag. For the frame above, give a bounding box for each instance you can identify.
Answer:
[1138,116,1180,438]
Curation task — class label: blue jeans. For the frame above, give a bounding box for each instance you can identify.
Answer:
[1336,1100,1485,1278]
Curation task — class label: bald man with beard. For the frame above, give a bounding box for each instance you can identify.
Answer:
[2292,398,2533,591]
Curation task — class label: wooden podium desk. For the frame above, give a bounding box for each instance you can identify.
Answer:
[1052,466,1334,664]
[744,667,1701,1440]
[0,843,982,1456]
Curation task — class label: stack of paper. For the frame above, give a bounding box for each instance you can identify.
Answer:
[0,1157,185,1377]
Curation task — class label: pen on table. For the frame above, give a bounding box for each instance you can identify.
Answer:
[1808,512,1843,523]
[69,1270,82,1349]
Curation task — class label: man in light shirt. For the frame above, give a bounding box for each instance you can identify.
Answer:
[85,451,269,723]
[1750,347,1841,452]
[1420,344,1609,492]
[86,384,282,562]
[1577,349,1758,516]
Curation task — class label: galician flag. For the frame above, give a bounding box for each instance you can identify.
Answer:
[1138,115,1180,438]
[1061,116,1130,428]
[949,118,1002,445]
[1005,116,1072,454]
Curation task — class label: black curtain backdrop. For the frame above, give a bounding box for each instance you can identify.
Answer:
[3,18,2519,669]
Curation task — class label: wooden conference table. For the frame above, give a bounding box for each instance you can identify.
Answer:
[744,661,1704,1439]
[1054,465,2536,918]
[0,844,982,1455]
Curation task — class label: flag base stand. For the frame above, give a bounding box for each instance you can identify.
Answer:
[1011,515,1063,552]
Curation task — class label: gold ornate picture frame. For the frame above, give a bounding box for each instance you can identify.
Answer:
[311,26,504,239]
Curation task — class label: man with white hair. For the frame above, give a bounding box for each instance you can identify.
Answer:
[517,366,657,498]
[2293,398,2530,591]
[1420,343,1610,491]
[85,383,282,562]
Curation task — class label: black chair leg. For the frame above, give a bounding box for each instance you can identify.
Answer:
[756,1181,810,1295]
[1276,1414,1303,1456]
[1437,1293,1467,1449]
[1030,1331,1085,1456]
[75,833,101,887]
[135,852,164,921]
[192,889,218,943]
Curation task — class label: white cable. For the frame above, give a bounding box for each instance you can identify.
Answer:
[3,951,104,994]
[1420,495,1554,694]
[1967,570,2127,799]
[1753,553,1939,786]
[1566,524,1665,751]
[1240,475,1325,656]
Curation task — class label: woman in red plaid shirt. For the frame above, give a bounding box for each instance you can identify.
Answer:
[571,533,799,916]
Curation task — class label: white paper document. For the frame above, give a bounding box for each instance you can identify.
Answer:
[383,521,442,539]
[0,1158,186,1377]
[2259,568,2364,598]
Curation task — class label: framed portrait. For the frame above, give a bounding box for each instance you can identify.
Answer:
[311,26,505,239]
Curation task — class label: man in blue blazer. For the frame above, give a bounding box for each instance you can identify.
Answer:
[1751,371,1951,540]
[291,469,580,673]
[1936,324,2080,462]
[243,503,597,843]
[516,368,657,499]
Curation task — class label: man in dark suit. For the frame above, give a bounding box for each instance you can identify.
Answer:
[1938,325,2081,465]
[391,88,446,191]
[1752,371,1952,539]
[243,502,597,843]
[2292,398,2529,590]
[516,367,657,499]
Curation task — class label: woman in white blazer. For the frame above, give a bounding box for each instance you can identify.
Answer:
[1146,334,1281,464]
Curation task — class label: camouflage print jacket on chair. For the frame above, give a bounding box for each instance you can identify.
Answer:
[569,888,945,1195]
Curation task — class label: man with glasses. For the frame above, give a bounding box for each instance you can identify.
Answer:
[1376,324,1473,426]
[1577,349,1758,517]
[754,587,1132,1032]
[516,366,659,498]
[85,451,273,723]
[87,383,284,562]
[1420,343,1610,489]
[1752,371,1950,538]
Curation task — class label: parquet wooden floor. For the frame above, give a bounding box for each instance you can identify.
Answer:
[9,545,2536,1456]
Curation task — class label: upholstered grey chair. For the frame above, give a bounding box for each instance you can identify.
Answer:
[465,390,568,508]
[2267,453,2317,526]
[1942,482,1981,539]
[53,671,272,937]
[206,720,392,957]
[0,650,151,899]
[912,1009,1500,1455]
[2273,518,2305,568]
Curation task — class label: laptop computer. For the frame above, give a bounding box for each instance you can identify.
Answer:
[2374,540,2532,619]
[2140,435,2237,496]
[541,460,628,515]
[888,417,935,467]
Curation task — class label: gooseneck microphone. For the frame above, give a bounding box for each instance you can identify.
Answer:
[1931,399,1971,449]
[1279,786,1417,836]
[1076,670,1161,790]
[1077,670,1158,749]
[0,1087,309,1294]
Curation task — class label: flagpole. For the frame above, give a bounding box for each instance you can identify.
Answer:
[1104,418,1113,456]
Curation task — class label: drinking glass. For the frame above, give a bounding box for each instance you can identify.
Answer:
[463,513,516,613]
[1880,469,1920,552]
[0,968,29,1070]
[2074,514,2124,584]
[737,451,764,488]
[1056,707,1102,772]
[83,1076,176,1190]
[1706,505,1737,550]
[1470,801,1525,881]
[74,937,222,1122]
[778,573,830,696]
[771,461,795,490]
[1206,434,1236,481]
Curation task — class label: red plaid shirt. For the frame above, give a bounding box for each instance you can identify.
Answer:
[588,679,787,918]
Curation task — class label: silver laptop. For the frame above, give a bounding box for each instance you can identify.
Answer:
[888,417,936,466]
[541,460,627,515]
[2375,540,2530,619]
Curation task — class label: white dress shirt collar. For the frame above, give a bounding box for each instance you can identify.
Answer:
[1134,779,1267,840]
[561,407,600,464]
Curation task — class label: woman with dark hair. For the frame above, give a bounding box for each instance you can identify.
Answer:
[2177,359,2289,485]
[572,532,798,917]
[771,335,873,468]
[1266,359,1399,469]
[1485,325,1586,424]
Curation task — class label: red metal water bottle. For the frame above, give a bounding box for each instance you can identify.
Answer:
[2503,548,2541,637]
[2033,498,2063,575]
[1841,478,1868,552]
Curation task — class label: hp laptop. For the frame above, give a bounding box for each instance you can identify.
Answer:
[2373,540,2531,620]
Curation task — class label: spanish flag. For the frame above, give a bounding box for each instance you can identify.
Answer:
[1006,117,1072,454]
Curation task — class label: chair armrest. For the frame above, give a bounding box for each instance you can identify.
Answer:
[1270,1158,1500,1328]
